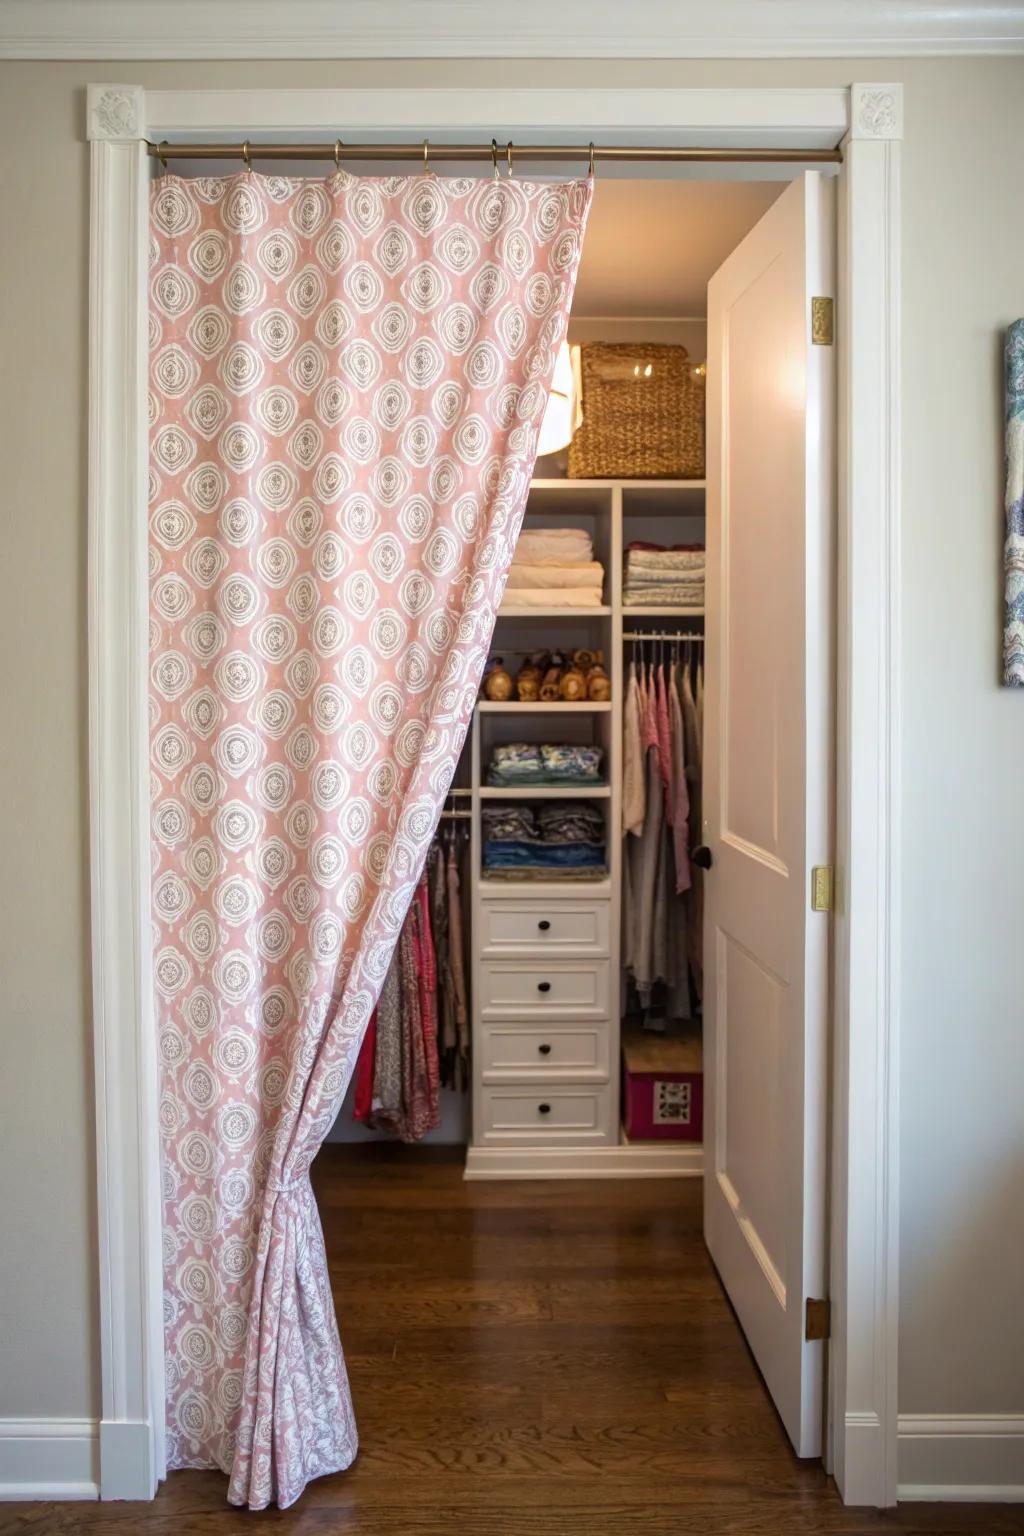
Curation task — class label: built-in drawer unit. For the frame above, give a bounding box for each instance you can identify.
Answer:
[479,1084,613,1142]
[479,898,610,957]
[479,959,610,1019]
[481,1023,610,1081]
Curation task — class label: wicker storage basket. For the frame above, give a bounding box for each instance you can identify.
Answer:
[568,342,705,480]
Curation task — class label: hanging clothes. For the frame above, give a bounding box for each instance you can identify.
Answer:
[359,821,472,1135]
[680,658,704,1002]
[622,641,702,1020]
[622,660,645,836]
[447,838,471,1092]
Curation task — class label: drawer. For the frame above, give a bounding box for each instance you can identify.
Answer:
[480,959,610,1019]
[480,899,610,957]
[479,1084,613,1142]
[481,1024,610,1081]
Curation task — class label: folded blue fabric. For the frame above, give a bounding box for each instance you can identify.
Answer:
[483,840,607,869]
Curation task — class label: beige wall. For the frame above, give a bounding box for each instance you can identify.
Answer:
[1,54,1021,1432]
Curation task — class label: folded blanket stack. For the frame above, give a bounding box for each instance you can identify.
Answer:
[486,742,604,787]
[501,526,605,611]
[623,542,705,609]
[482,800,607,880]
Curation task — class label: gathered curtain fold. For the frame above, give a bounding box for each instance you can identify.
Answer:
[148,166,591,1508]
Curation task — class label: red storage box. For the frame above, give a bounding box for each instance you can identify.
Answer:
[621,1027,703,1141]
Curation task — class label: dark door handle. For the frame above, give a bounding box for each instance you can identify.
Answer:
[538,1102,551,1114]
[692,845,713,870]
[538,1043,552,1055]
[537,981,551,993]
[537,919,551,931]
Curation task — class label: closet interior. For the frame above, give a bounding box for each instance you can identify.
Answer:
[334,174,787,1176]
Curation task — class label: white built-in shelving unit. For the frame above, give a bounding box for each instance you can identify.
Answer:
[464,477,706,1180]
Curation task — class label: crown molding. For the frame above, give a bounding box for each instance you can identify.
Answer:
[3,0,1024,59]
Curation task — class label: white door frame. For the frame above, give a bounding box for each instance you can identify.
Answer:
[86,80,902,1507]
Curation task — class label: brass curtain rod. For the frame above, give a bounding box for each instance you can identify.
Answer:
[148,140,841,166]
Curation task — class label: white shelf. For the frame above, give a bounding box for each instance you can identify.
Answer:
[621,606,705,618]
[497,605,612,618]
[477,700,612,714]
[530,477,706,490]
[478,877,612,901]
[479,784,611,799]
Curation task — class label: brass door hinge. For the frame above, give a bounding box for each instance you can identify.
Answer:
[811,296,834,346]
[805,1297,831,1341]
[811,865,834,912]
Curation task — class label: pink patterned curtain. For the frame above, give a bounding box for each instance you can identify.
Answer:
[149,168,590,1509]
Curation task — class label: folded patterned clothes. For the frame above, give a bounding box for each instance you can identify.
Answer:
[515,526,593,565]
[535,801,605,843]
[500,586,604,610]
[626,548,706,572]
[626,561,705,583]
[623,587,705,608]
[483,863,609,882]
[483,841,607,870]
[487,742,604,786]
[627,541,705,554]
[505,560,605,589]
[481,805,538,841]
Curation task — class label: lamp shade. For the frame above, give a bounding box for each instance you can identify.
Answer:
[537,340,577,457]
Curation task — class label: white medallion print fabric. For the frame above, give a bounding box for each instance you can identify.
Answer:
[149,168,591,1508]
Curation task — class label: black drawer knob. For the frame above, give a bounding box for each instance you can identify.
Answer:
[538,1103,551,1115]
[692,844,713,870]
[538,919,551,931]
[537,981,551,993]
[538,1043,552,1056]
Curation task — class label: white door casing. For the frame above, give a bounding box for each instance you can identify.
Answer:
[703,171,834,1458]
[84,83,902,1507]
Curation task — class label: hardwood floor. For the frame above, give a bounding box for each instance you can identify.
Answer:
[4,1144,1021,1534]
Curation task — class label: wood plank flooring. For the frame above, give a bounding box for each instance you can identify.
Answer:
[4,1144,1021,1535]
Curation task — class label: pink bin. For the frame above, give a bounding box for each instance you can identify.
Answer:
[621,1027,703,1142]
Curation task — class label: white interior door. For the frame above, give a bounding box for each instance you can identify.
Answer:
[702,171,835,1458]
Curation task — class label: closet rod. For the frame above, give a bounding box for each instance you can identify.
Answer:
[439,809,472,821]
[624,630,705,641]
[147,141,842,166]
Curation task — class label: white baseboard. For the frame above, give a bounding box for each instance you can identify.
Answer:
[465,1142,704,1179]
[0,1418,99,1501]
[99,1417,159,1501]
[898,1414,1024,1503]
[840,1410,889,1506]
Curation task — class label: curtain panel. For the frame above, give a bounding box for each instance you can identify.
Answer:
[148,167,591,1508]
[1005,318,1024,684]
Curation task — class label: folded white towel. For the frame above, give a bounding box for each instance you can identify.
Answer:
[515,527,593,564]
[500,586,605,610]
[506,561,605,590]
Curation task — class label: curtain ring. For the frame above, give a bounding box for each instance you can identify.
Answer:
[588,141,595,177]
[422,138,430,171]
[506,140,514,178]
[491,138,499,179]
[155,139,169,171]
[334,138,343,172]
[241,139,252,171]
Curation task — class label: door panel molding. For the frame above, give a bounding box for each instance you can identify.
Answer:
[86,80,902,1505]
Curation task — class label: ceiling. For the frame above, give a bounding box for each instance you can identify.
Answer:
[570,178,786,319]
[4,0,1023,57]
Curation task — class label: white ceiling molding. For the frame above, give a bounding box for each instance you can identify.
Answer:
[3,0,1024,59]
